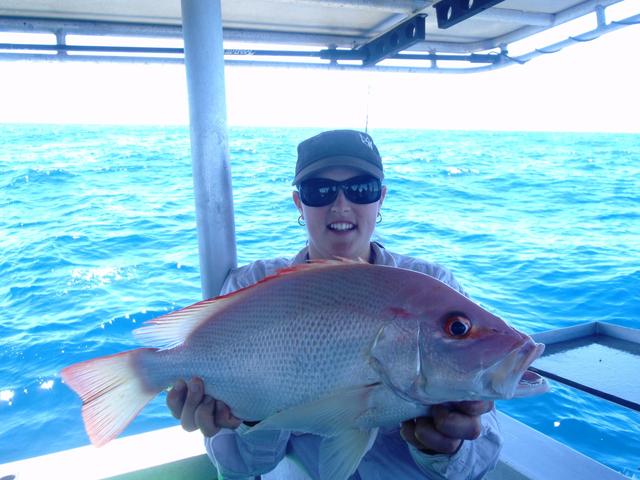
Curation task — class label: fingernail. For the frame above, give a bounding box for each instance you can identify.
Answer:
[190,379,201,393]
[174,380,185,392]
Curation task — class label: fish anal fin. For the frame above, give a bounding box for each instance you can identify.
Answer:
[319,428,378,480]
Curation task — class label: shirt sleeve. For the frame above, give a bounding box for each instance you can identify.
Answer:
[407,407,502,479]
[375,246,469,297]
[205,426,291,479]
[220,258,292,295]
[409,258,469,298]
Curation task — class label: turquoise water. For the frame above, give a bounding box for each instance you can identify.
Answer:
[1,124,639,477]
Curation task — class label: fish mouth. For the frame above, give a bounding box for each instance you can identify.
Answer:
[490,341,549,399]
[516,369,548,397]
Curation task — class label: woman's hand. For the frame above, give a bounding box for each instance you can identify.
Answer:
[167,377,242,437]
[400,401,494,455]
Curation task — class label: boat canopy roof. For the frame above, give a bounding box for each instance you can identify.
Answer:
[0,0,638,72]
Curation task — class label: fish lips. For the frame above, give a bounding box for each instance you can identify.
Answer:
[489,341,549,399]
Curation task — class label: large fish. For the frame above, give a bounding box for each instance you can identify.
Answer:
[61,261,548,479]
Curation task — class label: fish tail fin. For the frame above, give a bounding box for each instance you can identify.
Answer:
[60,348,161,447]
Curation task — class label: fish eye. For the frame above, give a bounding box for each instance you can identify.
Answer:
[444,314,472,338]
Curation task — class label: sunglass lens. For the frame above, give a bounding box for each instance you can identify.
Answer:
[299,179,338,207]
[343,176,381,204]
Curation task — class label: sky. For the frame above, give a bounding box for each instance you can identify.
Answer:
[0,7,639,133]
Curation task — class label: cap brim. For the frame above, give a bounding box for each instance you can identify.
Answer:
[292,156,384,185]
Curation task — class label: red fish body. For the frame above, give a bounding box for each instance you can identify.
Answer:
[62,261,547,480]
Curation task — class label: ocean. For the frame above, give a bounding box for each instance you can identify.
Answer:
[1,124,639,477]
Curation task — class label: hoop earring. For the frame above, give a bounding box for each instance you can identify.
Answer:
[376,212,382,224]
[298,215,305,226]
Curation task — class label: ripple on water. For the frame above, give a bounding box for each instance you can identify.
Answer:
[1,126,639,475]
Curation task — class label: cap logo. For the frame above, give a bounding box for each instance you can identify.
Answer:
[359,133,374,151]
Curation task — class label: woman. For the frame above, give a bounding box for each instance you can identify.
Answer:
[167,130,502,479]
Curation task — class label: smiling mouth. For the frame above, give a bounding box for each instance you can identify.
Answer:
[328,222,356,232]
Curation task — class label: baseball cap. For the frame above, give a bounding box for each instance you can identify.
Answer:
[292,130,384,185]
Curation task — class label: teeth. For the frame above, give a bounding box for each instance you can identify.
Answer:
[329,223,355,231]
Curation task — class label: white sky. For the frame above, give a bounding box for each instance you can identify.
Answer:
[0,10,639,133]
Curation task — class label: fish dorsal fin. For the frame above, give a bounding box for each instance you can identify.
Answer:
[134,259,365,350]
[134,293,247,350]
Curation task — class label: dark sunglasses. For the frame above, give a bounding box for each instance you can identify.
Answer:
[298,175,382,207]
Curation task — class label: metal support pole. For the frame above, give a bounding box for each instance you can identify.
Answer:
[55,29,67,57]
[181,0,237,299]
[595,4,607,29]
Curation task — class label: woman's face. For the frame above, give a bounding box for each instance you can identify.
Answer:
[293,166,386,261]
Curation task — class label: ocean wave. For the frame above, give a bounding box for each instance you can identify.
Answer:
[1,125,639,474]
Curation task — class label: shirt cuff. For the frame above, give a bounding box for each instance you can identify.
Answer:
[409,440,473,480]
[407,410,503,480]
[205,427,290,479]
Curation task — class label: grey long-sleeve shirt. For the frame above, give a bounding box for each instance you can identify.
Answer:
[205,243,502,480]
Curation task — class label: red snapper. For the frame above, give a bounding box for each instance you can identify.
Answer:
[61,261,548,479]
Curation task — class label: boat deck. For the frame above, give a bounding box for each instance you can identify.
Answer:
[0,411,629,480]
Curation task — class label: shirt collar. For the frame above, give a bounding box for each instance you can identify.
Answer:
[294,242,388,265]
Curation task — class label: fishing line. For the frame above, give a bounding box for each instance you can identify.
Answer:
[364,81,371,133]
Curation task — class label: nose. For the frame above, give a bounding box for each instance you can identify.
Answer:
[330,188,351,212]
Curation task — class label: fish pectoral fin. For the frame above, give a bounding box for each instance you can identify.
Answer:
[319,428,379,480]
[250,383,382,436]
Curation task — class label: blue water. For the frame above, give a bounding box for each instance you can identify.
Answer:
[1,124,639,477]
